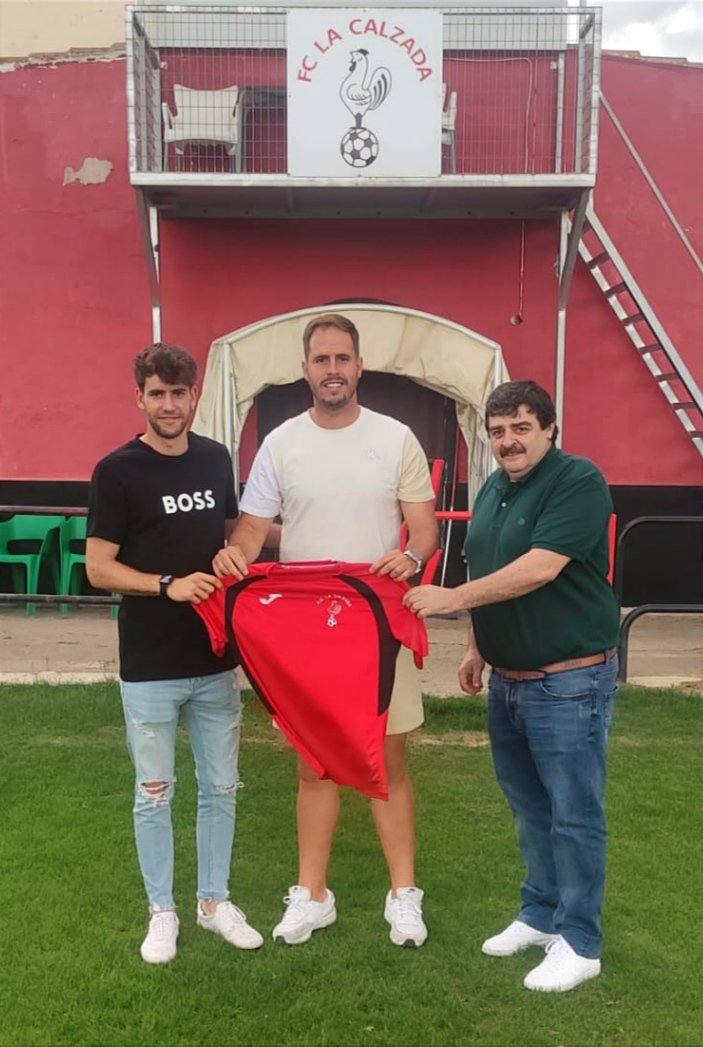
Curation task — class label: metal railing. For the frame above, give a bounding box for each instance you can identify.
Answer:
[0,594,118,607]
[127,4,600,178]
[615,515,703,682]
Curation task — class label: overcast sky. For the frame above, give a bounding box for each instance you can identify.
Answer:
[578,1,703,61]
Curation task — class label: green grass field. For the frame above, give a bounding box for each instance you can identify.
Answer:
[1,682,701,1047]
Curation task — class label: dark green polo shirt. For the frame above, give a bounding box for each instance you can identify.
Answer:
[465,446,620,670]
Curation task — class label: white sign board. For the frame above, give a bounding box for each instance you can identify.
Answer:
[287,9,443,177]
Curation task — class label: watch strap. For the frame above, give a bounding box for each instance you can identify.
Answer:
[403,549,423,576]
[159,574,174,597]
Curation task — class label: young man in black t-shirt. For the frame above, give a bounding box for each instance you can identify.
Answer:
[87,343,262,963]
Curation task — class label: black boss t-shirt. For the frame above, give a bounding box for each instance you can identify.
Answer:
[88,434,237,681]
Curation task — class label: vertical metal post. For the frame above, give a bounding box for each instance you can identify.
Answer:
[221,344,237,486]
[129,10,150,173]
[558,190,589,310]
[135,189,162,343]
[554,51,565,173]
[555,210,569,445]
[149,205,162,342]
[588,8,602,176]
[148,43,162,173]
[574,7,589,173]
[125,7,137,177]
[555,190,589,445]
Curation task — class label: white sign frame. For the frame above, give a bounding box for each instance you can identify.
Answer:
[287,8,443,177]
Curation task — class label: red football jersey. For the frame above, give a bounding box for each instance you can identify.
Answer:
[194,561,428,799]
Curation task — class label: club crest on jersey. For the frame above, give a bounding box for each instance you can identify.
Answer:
[316,592,352,627]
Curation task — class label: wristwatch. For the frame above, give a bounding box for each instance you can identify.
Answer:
[403,548,423,576]
[159,574,175,597]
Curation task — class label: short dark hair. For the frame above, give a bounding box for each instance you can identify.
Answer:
[302,313,360,357]
[133,343,197,391]
[485,380,558,443]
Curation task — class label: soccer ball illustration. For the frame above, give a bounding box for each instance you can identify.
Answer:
[340,127,379,169]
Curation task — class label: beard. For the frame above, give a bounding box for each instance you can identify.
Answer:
[318,392,352,411]
[313,379,357,411]
[149,415,189,439]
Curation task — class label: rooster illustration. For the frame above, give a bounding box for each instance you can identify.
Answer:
[340,49,392,129]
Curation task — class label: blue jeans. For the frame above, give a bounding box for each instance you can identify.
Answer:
[488,657,618,958]
[120,671,241,911]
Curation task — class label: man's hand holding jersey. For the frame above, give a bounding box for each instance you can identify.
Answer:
[213,512,273,580]
[370,549,421,583]
[212,543,250,580]
[370,500,439,582]
[403,584,464,617]
[166,573,223,604]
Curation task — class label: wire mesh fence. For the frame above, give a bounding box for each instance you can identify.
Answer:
[127,5,599,178]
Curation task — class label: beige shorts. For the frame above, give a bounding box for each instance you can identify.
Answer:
[386,645,424,735]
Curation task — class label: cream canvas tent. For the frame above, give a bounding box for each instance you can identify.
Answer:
[192,303,508,504]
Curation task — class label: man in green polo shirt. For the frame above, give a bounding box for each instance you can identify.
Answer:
[405,380,619,993]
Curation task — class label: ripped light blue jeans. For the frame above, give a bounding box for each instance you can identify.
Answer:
[120,671,241,911]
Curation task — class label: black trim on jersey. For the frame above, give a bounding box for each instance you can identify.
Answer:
[340,574,401,716]
[224,578,276,717]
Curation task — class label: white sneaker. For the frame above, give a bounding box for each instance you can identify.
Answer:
[197,900,264,950]
[272,885,337,945]
[384,887,427,948]
[524,936,601,992]
[482,919,558,957]
[140,909,179,964]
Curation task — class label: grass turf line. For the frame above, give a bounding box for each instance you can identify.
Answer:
[0,683,701,1046]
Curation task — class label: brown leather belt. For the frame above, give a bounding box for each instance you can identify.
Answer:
[495,647,618,682]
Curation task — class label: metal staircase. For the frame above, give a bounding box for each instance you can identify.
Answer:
[578,206,703,458]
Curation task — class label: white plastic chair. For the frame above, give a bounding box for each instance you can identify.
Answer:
[442,83,458,174]
[162,84,243,171]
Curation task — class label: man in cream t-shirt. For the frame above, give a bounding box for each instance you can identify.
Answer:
[213,313,439,948]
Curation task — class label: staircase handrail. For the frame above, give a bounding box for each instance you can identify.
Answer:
[585,206,703,417]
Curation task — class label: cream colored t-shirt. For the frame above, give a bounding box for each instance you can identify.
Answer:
[240,407,434,563]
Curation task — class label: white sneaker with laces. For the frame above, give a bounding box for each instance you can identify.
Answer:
[140,909,179,964]
[197,900,264,950]
[272,886,337,945]
[523,936,601,992]
[384,887,427,948]
[482,919,558,957]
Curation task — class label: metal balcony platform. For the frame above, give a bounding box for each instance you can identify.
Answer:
[133,171,595,219]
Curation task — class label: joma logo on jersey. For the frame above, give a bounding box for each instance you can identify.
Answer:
[162,490,215,514]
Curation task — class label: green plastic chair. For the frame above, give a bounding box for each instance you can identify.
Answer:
[59,516,120,617]
[59,515,88,614]
[0,514,63,615]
